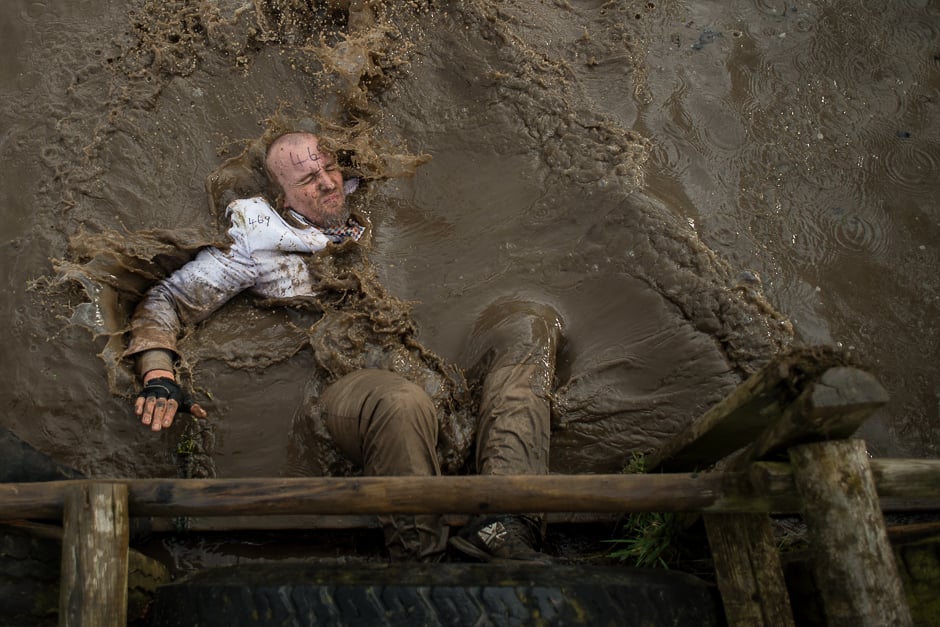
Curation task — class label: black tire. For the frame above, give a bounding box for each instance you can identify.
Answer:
[150,562,722,626]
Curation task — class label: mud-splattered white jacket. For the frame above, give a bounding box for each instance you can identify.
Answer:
[124,191,364,371]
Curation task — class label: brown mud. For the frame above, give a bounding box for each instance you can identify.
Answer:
[1,0,937,493]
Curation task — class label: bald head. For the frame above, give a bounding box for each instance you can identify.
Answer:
[265,132,349,228]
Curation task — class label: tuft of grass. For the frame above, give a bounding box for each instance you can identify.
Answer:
[176,415,200,456]
[622,450,646,475]
[606,511,682,568]
[605,452,683,569]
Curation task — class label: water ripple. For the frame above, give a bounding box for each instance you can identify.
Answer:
[882,136,939,196]
[822,204,892,258]
[695,94,748,152]
[648,133,691,179]
[870,1,940,50]
[765,184,892,268]
[778,204,835,267]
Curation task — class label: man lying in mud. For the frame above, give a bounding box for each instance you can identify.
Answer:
[125,130,562,563]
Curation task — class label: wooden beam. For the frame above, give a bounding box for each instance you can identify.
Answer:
[59,482,129,627]
[0,462,937,522]
[141,512,619,533]
[648,349,849,472]
[703,373,909,624]
[748,458,940,513]
[703,471,796,626]
[1,474,729,520]
[740,367,888,462]
[790,439,913,627]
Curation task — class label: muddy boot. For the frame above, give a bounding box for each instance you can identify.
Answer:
[381,514,449,562]
[450,514,551,564]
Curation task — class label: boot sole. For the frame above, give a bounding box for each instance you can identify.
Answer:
[449,536,552,564]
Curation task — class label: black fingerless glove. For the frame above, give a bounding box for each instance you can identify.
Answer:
[137,377,195,413]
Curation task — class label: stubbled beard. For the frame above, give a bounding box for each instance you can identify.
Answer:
[319,205,351,228]
[287,197,349,229]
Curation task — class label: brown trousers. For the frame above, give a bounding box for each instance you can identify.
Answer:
[317,301,560,560]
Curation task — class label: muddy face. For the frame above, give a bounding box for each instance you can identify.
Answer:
[266,133,349,228]
[1,0,937,482]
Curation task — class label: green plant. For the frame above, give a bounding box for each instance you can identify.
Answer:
[605,452,682,568]
[606,511,682,568]
[176,416,200,455]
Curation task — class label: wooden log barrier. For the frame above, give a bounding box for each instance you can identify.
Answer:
[1,461,938,522]
[59,482,129,627]
[749,458,940,513]
[790,439,913,627]
[650,366,890,627]
[701,368,887,627]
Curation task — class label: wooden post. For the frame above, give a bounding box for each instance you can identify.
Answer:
[790,439,913,627]
[704,366,891,627]
[703,513,795,626]
[59,482,129,627]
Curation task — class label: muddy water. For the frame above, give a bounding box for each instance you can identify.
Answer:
[0,0,937,486]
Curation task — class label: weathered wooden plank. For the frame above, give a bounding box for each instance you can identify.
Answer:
[741,367,888,462]
[704,514,795,627]
[694,367,887,625]
[702,470,796,626]
[59,482,129,627]
[790,439,912,627]
[648,348,849,472]
[699,453,940,621]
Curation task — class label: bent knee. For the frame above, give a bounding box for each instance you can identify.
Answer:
[374,380,437,427]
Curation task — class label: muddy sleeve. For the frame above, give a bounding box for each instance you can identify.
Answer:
[124,225,259,362]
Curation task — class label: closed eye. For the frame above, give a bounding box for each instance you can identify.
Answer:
[299,171,321,185]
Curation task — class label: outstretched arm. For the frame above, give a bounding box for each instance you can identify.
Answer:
[127,228,258,431]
